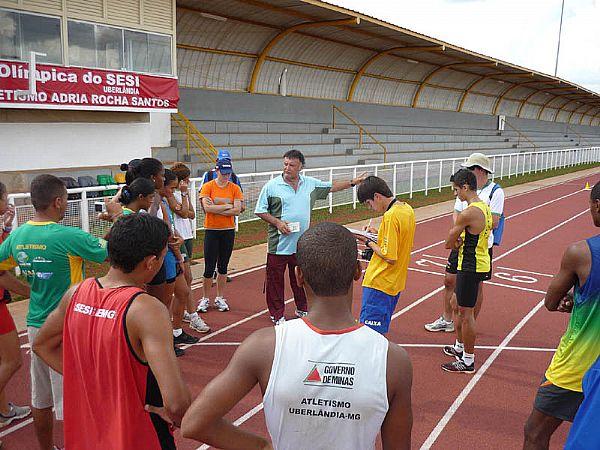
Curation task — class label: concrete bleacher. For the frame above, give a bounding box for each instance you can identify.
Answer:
[165,119,600,176]
[160,88,600,176]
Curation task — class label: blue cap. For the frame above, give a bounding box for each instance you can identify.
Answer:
[217,150,232,161]
[216,159,233,174]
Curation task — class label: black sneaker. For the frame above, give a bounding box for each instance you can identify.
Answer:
[174,331,200,345]
[441,359,475,374]
[443,345,463,360]
[174,345,185,357]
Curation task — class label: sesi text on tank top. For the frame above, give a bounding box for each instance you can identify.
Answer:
[63,278,175,450]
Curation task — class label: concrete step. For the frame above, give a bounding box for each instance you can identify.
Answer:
[334,137,360,144]
[358,157,384,165]
[346,148,379,156]
[322,127,354,134]
[152,146,178,161]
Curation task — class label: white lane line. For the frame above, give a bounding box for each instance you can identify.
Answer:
[197,404,265,450]
[0,417,33,437]
[422,254,449,260]
[420,298,546,449]
[193,188,584,291]
[412,188,584,258]
[179,298,295,350]
[496,266,553,278]
[190,342,557,352]
[395,343,556,352]
[408,268,548,295]
[191,264,266,290]
[217,205,590,437]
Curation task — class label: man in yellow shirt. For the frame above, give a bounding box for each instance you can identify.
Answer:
[355,176,416,334]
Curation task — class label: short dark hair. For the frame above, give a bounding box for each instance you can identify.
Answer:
[283,149,305,165]
[591,181,600,202]
[107,214,169,273]
[164,168,177,185]
[296,222,358,296]
[30,175,66,211]
[170,162,191,182]
[0,182,6,198]
[452,168,477,191]
[119,178,155,205]
[121,158,163,184]
[357,176,393,203]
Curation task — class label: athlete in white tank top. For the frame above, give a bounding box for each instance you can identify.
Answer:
[263,318,388,450]
[181,222,413,449]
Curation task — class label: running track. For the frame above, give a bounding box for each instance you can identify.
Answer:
[2,173,599,449]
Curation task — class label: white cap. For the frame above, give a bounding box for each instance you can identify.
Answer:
[461,152,493,173]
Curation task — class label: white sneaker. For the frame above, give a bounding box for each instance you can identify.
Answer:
[424,316,455,333]
[0,403,31,427]
[273,317,286,326]
[190,316,210,333]
[215,296,230,312]
[197,297,210,313]
[182,311,192,323]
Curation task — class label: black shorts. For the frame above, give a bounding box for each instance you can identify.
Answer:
[533,376,584,422]
[180,239,194,262]
[147,261,167,286]
[203,229,235,278]
[455,270,487,308]
[446,247,493,280]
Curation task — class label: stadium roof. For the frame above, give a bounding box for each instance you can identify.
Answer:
[176,0,600,125]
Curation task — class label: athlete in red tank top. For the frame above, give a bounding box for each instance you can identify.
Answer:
[33,214,191,450]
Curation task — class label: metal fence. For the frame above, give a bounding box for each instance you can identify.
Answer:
[8,147,600,238]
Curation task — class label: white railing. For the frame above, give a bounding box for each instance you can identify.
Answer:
[8,147,600,238]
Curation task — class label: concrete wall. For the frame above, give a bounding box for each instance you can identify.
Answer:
[0,121,151,172]
[150,112,172,148]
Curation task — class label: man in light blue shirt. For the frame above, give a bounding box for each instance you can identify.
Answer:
[255,150,366,324]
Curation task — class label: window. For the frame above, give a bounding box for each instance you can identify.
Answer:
[0,9,62,64]
[69,20,172,75]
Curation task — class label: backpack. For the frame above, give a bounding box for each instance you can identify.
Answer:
[489,183,505,246]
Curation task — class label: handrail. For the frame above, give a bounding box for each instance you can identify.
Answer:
[331,105,388,162]
[503,120,538,150]
[171,112,218,166]
[565,124,592,147]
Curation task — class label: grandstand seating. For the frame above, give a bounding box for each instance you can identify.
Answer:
[165,118,600,175]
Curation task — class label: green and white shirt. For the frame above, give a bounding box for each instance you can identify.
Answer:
[0,221,107,328]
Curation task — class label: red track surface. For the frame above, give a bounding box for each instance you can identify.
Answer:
[2,173,599,449]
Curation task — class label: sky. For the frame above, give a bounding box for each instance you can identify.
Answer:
[329,0,600,94]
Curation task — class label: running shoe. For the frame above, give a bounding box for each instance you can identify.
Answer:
[0,403,31,427]
[424,316,455,333]
[215,297,230,312]
[197,297,210,313]
[441,360,474,374]
[174,345,185,357]
[182,311,192,323]
[295,309,308,318]
[273,317,286,326]
[190,316,210,333]
[174,330,200,345]
[443,345,463,360]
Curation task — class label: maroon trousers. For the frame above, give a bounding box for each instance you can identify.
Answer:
[266,253,307,320]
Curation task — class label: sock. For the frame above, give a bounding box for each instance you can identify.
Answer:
[189,312,199,321]
[173,328,183,337]
[454,340,464,353]
[462,351,474,366]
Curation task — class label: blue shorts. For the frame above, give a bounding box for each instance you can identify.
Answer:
[164,249,178,282]
[359,287,400,335]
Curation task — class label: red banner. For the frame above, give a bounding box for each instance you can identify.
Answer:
[0,60,179,112]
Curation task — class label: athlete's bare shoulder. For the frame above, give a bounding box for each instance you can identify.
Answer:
[386,343,413,397]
